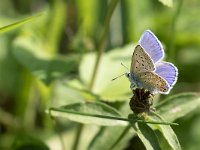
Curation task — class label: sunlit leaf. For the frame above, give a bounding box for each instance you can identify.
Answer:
[158,0,173,7]
[48,102,129,126]
[80,45,133,101]
[156,93,200,121]
[51,81,85,107]
[157,125,180,150]
[88,126,133,150]
[133,123,161,150]
[148,115,181,150]
[88,102,134,150]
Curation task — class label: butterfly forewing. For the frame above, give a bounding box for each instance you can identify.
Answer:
[138,72,169,93]
[131,45,155,73]
[139,30,164,63]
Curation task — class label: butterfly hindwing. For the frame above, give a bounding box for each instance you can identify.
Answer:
[138,71,169,94]
[131,45,155,74]
[155,62,178,87]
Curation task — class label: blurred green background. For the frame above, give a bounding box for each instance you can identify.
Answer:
[0,0,200,150]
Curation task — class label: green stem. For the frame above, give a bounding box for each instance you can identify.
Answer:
[15,68,33,129]
[72,124,83,150]
[89,0,119,90]
[49,113,65,150]
[49,108,178,125]
[168,0,183,62]
[109,125,132,149]
[46,0,67,55]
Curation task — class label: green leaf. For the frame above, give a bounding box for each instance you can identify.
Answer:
[157,125,181,150]
[0,13,43,34]
[88,102,133,150]
[48,102,129,126]
[65,79,101,102]
[51,80,85,107]
[148,115,181,150]
[12,35,79,85]
[156,93,200,121]
[80,45,133,102]
[158,0,173,7]
[88,126,133,150]
[48,102,176,126]
[133,123,161,150]
[12,134,49,150]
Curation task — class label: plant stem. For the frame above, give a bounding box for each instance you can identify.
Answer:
[72,124,83,150]
[71,0,119,145]
[168,0,183,62]
[46,0,67,55]
[49,112,65,150]
[49,108,178,125]
[89,0,119,90]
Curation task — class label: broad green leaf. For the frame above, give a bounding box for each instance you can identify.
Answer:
[80,45,133,102]
[157,125,181,150]
[88,102,134,150]
[12,35,79,85]
[0,13,43,34]
[48,102,129,126]
[156,93,200,121]
[88,126,133,150]
[133,123,161,150]
[65,79,100,102]
[158,0,173,7]
[12,134,49,150]
[49,97,175,127]
[51,80,85,107]
[148,115,181,150]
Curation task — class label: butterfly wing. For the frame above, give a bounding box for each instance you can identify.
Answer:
[131,45,155,74]
[138,72,170,94]
[155,62,178,88]
[139,30,164,63]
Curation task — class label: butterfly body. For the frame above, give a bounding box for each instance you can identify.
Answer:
[126,72,138,89]
[126,30,178,94]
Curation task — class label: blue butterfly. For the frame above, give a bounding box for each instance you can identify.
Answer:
[126,30,178,94]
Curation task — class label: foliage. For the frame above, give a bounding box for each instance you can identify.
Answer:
[0,0,200,150]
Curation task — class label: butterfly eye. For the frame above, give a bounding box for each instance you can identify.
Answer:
[125,73,130,78]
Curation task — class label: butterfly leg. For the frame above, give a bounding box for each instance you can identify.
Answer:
[130,83,136,90]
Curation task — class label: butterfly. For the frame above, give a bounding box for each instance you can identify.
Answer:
[126,30,178,94]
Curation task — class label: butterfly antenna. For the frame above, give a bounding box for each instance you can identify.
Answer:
[121,62,129,70]
[112,73,126,81]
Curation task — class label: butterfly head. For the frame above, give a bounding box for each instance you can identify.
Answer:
[125,72,130,78]
[125,72,133,83]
